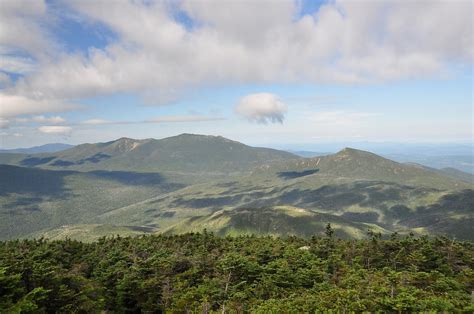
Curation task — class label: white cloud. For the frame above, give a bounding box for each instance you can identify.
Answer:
[235,93,287,124]
[0,53,37,74]
[4,0,471,103]
[38,125,72,135]
[0,93,77,118]
[0,118,9,129]
[81,119,112,125]
[79,115,224,125]
[0,0,54,57]
[33,115,65,123]
[16,115,65,124]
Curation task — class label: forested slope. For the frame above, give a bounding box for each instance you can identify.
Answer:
[0,231,473,312]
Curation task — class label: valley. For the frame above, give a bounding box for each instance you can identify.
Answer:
[0,134,472,241]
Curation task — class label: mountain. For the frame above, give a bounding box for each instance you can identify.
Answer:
[253,147,470,190]
[69,147,472,240]
[387,153,474,174]
[404,162,474,183]
[0,134,298,178]
[438,167,474,183]
[0,143,74,154]
[0,136,472,241]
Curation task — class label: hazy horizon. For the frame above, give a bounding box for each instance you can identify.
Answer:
[1,133,473,152]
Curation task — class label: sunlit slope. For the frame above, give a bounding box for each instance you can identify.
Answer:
[162,205,389,239]
[26,224,155,242]
[99,173,473,240]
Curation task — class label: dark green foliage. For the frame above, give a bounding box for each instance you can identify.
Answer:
[1,137,473,242]
[0,233,472,312]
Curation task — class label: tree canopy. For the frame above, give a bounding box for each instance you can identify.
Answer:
[0,231,473,312]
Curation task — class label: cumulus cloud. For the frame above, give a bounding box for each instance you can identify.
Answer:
[16,115,65,124]
[79,115,224,125]
[2,0,470,103]
[0,53,37,74]
[235,93,287,124]
[38,125,72,135]
[0,0,55,78]
[0,93,77,118]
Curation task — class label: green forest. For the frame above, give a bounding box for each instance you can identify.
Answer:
[1,228,473,313]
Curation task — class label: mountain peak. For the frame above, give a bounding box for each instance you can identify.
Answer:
[331,147,390,164]
[339,147,357,153]
[105,137,150,153]
[335,147,370,157]
[168,133,236,144]
[175,133,222,139]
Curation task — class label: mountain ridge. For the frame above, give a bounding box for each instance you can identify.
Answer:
[0,134,472,241]
[0,143,74,154]
[0,134,299,175]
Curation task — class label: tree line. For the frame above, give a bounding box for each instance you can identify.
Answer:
[1,227,473,312]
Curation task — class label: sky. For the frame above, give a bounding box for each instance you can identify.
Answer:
[0,0,472,149]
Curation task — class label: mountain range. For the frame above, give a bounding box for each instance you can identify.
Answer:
[0,134,472,241]
[0,143,74,154]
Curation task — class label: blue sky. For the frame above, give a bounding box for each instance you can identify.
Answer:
[0,0,472,149]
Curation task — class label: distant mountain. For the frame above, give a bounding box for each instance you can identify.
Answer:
[386,153,474,174]
[0,135,472,241]
[254,147,470,190]
[439,167,474,183]
[0,143,74,154]
[0,134,298,177]
[404,162,474,183]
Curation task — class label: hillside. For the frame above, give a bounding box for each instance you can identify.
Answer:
[253,148,470,190]
[0,137,472,241]
[26,224,155,242]
[0,165,184,239]
[403,162,474,183]
[99,175,473,240]
[162,206,388,239]
[0,134,298,178]
[71,148,473,240]
[438,167,474,183]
